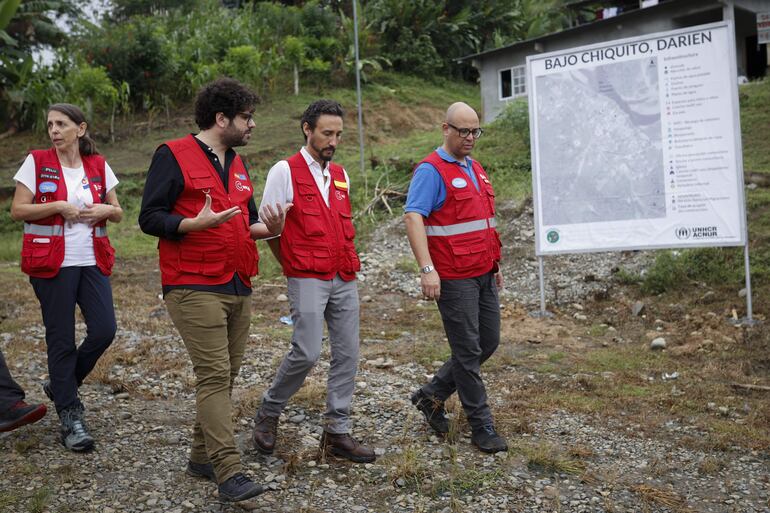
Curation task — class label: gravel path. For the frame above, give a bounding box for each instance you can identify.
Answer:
[1,207,768,513]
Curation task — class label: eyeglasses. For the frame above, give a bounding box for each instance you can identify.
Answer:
[236,111,255,123]
[447,123,483,139]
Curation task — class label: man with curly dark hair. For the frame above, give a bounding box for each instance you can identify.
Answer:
[139,78,291,502]
[251,99,375,464]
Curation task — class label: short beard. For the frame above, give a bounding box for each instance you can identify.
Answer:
[311,142,334,162]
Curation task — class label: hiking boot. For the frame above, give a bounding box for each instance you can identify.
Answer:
[0,401,47,433]
[471,424,508,454]
[320,431,376,463]
[42,381,54,402]
[218,473,265,502]
[252,410,278,455]
[59,406,94,452]
[411,389,449,435]
[186,460,216,482]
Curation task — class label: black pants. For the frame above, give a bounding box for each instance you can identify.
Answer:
[421,271,500,430]
[0,348,25,412]
[30,266,116,414]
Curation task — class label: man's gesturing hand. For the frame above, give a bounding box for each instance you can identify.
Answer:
[180,194,241,233]
[260,202,293,235]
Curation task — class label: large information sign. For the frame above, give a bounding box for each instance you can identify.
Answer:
[528,22,746,255]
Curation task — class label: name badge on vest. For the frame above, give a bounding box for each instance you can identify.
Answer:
[451,177,468,189]
[39,181,58,193]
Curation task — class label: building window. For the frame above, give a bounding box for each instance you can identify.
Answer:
[500,65,526,99]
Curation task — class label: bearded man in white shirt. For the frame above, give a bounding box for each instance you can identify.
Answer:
[252,99,375,464]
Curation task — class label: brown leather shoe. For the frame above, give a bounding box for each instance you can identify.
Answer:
[320,431,376,463]
[252,411,279,455]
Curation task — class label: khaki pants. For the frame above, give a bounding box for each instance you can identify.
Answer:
[165,289,251,484]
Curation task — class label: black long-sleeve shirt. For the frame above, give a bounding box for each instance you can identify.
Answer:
[138,136,259,296]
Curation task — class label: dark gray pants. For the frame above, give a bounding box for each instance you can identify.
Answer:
[421,271,500,430]
[0,348,25,412]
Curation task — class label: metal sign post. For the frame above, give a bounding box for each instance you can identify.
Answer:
[352,0,367,195]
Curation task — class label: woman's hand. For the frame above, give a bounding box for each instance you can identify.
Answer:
[79,203,115,223]
[58,201,81,222]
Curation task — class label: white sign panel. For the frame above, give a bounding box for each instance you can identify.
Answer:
[528,22,746,255]
[758,12,770,44]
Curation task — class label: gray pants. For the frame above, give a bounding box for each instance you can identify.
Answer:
[421,271,500,430]
[260,275,360,434]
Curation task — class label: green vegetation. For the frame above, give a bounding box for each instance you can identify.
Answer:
[1,0,583,135]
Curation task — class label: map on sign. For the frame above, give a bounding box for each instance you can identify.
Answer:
[528,22,746,255]
[537,56,665,226]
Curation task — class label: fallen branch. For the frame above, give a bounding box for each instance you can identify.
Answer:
[732,383,770,393]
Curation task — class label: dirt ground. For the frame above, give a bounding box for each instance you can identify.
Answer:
[0,251,769,512]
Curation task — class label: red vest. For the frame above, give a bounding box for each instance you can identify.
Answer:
[279,152,359,281]
[21,148,114,278]
[158,135,259,286]
[420,151,501,279]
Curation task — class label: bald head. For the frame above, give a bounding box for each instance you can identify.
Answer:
[445,102,479,125]
[442,102,481,160]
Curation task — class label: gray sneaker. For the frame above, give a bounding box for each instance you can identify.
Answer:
[60,406,94,452]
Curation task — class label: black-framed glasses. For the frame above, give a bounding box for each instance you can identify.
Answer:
[447,123,483,139]
[236,111,255,123]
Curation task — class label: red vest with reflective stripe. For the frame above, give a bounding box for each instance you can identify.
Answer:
[21,148,114,278]
[158,135,259,287]
[279,152,359,281]
[420,151,501,280]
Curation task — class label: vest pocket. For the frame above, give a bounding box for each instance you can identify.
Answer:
[485,188,497,215]
[453,191,477,220]
[292,245,334,273]
[302,208,326,237]
[93,236,116,276]
[178,249,227,276]
[339,211,356,240]
[21,234,65,276]
[448,237,488,271]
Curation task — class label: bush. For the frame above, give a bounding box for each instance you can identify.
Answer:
[220,45,284,95]
[640,248,744,294]
[78,17,175,106]
[64,63,118,121]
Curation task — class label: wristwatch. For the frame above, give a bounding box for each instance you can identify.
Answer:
[420,264,435,274]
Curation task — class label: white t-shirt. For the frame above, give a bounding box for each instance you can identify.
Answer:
[14,153,119,267]
[259,146,350,213]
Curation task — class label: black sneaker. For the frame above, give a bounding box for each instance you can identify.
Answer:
[186,460,216,482]
[471,424,508,453]
[42,381,54,402]
[411,390,449,435]
[59,406,94,452]
[218,473,265,502]
[0,401,47,432]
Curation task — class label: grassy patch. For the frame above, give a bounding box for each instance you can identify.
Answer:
[0,491,21,511]
[27,487,52,513]
[517,441,586,475]
[13,434,41,455]
[432,469,503,497]
[578,347,666,374]
[388,445,429,490]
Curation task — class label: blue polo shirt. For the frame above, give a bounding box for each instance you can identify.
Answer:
[404,147,480,217]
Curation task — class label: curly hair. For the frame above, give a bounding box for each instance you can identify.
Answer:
[300,99,344,141]
[194,78,258,130]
